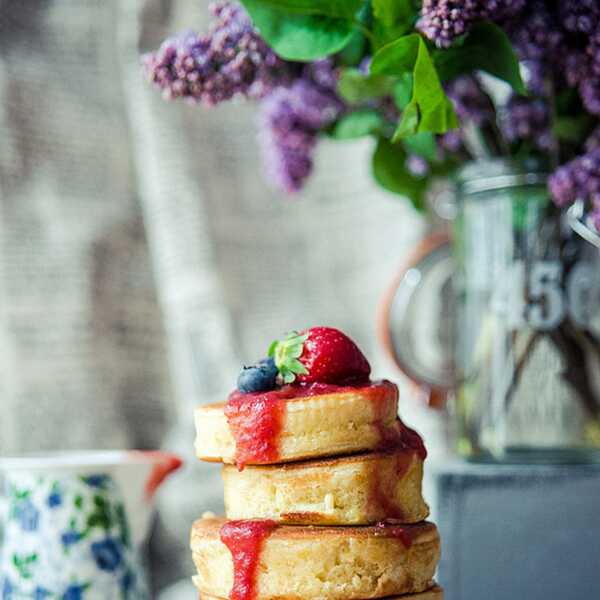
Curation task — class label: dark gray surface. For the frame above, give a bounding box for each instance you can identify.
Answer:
[429,460,600,600]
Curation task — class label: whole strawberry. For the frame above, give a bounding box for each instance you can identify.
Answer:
[268,326,371,384]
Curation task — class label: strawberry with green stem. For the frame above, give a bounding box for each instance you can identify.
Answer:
[269,327,371,385]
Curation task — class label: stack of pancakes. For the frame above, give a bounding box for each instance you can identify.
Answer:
[192,380,443,600]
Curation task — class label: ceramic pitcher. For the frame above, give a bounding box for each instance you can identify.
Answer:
[0,450,181,599]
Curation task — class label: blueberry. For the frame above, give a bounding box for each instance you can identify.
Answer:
[237,357,278,393]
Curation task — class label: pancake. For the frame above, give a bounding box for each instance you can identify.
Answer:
[195,381,399,466]
[191,516,440,600]
[222,450,429,525]
[198,587,444,600]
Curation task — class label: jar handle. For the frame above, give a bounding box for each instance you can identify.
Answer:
[377,230,454,409]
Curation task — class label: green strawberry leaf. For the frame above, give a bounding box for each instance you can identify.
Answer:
[269,331,309,383]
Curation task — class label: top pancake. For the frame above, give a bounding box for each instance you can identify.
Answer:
[195,381,400,466]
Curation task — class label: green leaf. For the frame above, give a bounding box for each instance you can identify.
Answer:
[372,0,413,28]
[371,35,457,137]
[332,110,384,139]
[434,22,526,94]
[337,68,396,103]
[240,0,359,61]
[403,132,437,160]
[243,0,363,18]
[338,30,367,66]
[553,115,595,143]
[270,331,309,383]
[393,73,413,110]
[370,33,420,76]
[372,137,428,211]
[371,0,415,47]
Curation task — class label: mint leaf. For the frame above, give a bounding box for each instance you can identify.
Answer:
[372,137,428,211]
[434,22,526,94]
[371,34,457,137]
[337,68,396,103]
[240,0,359,60]
[332,110,384,139]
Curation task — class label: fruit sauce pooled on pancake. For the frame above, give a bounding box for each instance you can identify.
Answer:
[225,326,426,469]
[220,519,277,600]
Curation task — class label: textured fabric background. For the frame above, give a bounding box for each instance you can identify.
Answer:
[0,0,443,592]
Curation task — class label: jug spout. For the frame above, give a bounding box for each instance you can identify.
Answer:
[116,451,183,545]
[131,450,183,499]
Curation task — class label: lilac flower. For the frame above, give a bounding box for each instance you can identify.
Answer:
[502,96,554,151]
[580,79,600,116]
[445,76,494,125]
[406,155,429,177]
[439,130,463,153]
[259,65,344,194]
[142,2,291,106]
[549,148,600,209]
[585,127,600,152]
[418,0,526,48]
[559,0,600,35]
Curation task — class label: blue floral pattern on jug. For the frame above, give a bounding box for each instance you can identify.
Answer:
[0,472,148,599]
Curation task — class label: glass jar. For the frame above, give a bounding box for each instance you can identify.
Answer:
[452,160,600,462]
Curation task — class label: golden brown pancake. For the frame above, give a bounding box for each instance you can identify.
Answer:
[191,516,440,600]
[195,382,399,465]
[223,450,429,525]
[199,587,444,600]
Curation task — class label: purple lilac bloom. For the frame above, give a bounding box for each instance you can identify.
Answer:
[549,148,600,209]
[506,1,561,94]
[439,130,464,153]
[142,2,290,106]
[585,126,600,152]
[503,95,554,150]
[580,79,600,116]
[406,155,430,177]
[445,76,494,125]
[259,63,344,194]
[418,0,526,48]
[559,0,599,35]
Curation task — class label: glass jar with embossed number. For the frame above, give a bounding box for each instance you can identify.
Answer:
[452,159,600,463]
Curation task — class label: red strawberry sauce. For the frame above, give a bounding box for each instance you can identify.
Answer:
[369,423,428,520]
[225,380,394,469]
[220,519,277,600]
